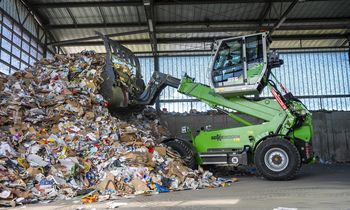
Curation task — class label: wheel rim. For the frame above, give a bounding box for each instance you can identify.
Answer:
[264,147,289,172]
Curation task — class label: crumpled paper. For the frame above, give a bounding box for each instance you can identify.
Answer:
[0,51,234,207]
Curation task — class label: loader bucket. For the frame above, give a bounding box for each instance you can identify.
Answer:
[97,33,145,111]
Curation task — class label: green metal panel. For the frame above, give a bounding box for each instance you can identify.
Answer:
[193,121,282,152]
[178,75,285,122]
[288,104,313,143]
[177,74,313,165]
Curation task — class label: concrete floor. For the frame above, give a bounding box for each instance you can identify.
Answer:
[8,164,350,210]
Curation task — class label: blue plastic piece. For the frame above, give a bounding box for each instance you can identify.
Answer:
[155,183,170,193]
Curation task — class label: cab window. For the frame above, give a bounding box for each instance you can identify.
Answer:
[212,39,243,87]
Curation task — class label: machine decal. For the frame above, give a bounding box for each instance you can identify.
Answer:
[211,134,240,141]
[271,88,287,110]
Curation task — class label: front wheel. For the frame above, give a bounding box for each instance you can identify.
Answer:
[163,139,197,169]
[254,137,301,181]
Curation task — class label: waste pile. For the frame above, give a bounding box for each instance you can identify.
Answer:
[0,51,235,207]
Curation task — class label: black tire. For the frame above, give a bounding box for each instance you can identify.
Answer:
[164,139,197,169]
[254,137,301,181]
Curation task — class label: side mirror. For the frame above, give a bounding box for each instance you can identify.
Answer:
[268,51,283,68]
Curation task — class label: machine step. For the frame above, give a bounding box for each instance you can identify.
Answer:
[199,150,248,166]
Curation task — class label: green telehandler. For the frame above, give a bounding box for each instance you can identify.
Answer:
[99,32,313,180]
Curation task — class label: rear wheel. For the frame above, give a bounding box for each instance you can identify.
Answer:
[164,139,196,169]
[254,137,301,180]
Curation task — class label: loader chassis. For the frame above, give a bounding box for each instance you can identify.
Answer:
[173,33,312,180]
[176,74,312,179]
[100,32,313,180]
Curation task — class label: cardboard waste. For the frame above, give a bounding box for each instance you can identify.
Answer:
[0,51,235,207]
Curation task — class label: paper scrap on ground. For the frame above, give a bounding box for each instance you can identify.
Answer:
[0,51,235,207]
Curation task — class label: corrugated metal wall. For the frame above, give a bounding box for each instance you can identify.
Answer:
[159,56,212,112]
[139,57,155,84]
[264,49,350,111]
[138,49,350,112]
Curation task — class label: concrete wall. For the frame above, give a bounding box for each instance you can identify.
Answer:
[160,111,350,162]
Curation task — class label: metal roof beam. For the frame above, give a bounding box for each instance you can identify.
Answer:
[143,0,158,57]
[97,7,107,25]
[54,34,348,47]
[273,34,346,40]
[46,17,350,29]
[21,0,50,25]
[340,39,348,47]
[49,25,350,46]
[133,46,350,55]
[31,0,333,8]
[158,17,350,25]
[154,0,333,5]
[257,2,272,31]
[46,24,350,34]
[32,1,142,8]
[18,0,57,54]
[271,0,299,33]
[47,29,148,45]
[66,8,77,26]
[156,24,350,33]
[341,35,350,47]
[47,22,142,29]
[143,0,160,110]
